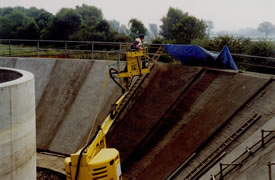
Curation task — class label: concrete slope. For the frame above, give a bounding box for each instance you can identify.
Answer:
[106,63,274,180]
[175,75,275,180]
[0,57,121,154]
[107,64,203,163]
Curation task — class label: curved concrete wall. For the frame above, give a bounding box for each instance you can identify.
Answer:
[0,57,121,154]
[0,67,36,179]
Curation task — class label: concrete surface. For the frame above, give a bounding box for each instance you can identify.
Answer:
[0,57,121,155]
[106,64,275,180]
[1,57,274,180]
[36,153,65,175]
[0,67,36,179]
[200,117,275,180]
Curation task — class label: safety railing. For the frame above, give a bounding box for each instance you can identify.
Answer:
[0,39,274,74]
[268,162,275,180]
[212,129,275,180]
[173,114,261,180]
[0,39,165,61]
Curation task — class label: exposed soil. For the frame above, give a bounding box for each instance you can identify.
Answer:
[37,167,66,180]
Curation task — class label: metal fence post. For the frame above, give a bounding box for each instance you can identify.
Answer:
[118,43,122,61]
[8,40,11,56]
[268,162,272,180]
[37,41,40,57]
[219,163,223,180]
[262,129,265,147]
[91,42,94,60]
[65,42,67,58]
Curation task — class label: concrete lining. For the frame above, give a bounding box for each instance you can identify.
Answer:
[0,57,121,155]
[0,67,36,179]
[1,57,274,179]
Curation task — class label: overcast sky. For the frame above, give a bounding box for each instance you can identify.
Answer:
[0,0,274,31]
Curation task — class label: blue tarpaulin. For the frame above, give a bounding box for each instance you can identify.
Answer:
[164,45,238,70]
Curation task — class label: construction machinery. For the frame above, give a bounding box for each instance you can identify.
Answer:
[109,49,151,92]
[64,49,152,180]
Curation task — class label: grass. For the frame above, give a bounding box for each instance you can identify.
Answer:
[0,43,123,60]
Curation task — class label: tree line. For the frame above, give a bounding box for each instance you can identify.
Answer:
[0,6,206,43]
[0,5,274,57]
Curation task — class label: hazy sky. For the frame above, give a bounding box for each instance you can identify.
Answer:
[0,0,274,31]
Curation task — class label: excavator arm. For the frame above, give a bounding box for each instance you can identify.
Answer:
[64,47,156,180]
[64,94,126,180]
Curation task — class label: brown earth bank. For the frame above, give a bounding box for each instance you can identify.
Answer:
[37,167,66,180]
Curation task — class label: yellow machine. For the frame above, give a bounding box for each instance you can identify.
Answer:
[109,49,151,92]
[64,94,125,180]
[117,50,150,78]
[64,49,151,180]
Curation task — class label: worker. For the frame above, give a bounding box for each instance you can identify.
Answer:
[130,34,145,50]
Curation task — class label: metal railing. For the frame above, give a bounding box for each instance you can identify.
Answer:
[0,39,165,60]
[268,162,275,180]
[213,129,275,180]
[171,114,261,180]
[0,39,274,74]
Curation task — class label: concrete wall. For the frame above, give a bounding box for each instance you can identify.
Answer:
[0,57,121,154]
[106,64,274,180]
[0,67,36,179]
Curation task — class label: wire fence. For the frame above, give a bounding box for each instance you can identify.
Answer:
[0,39,274,74]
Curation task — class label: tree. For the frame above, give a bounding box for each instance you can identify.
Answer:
[160,7,206,44]
[108,19,120,32]
[204,20,214,36]
[17,19,40,39]
[75,4,103,27]
[25,7,42,17]
[128,18,147,40]
[0,10,39,39]
[35,10,53,34]
[0,7,13,16]
[246,41,275,57]
[119,24,129,35]
[258,21,275,39]
[160,7,186,40]
[47,8,81,40]
[149,24,158,38]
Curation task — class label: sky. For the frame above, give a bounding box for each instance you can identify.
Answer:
[0,0,274,32]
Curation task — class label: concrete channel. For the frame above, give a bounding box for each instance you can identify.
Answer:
[0,57,274,179]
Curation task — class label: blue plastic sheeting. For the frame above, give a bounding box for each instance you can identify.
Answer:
[164,45,238,70]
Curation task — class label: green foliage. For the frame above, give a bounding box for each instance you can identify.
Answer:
[46,8,81,40]
[128,18,147,40]
[192,35,251,53]
[192,35,275,58]
[0,5,129,42]
[35,10,53,32]
[160,7,186,40]
[108,19,120,32]
[75,4,103,26]
[151,37,166,44]
[0,10,39,39]
[160,7,206,44]
[171,16,206,44]
[246,41,275,57]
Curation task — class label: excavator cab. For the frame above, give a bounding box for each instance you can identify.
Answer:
[109,49,151,92]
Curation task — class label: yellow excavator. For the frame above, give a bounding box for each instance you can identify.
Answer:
[64,49,151,180]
